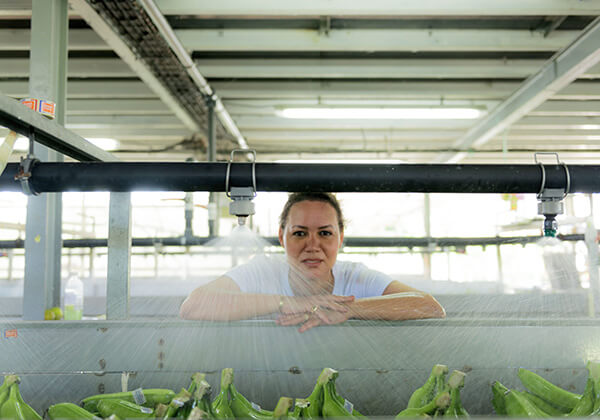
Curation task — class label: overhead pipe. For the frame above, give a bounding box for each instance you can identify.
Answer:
[137,0,248,149]
[0,234,587,250]
[1,162,599,194]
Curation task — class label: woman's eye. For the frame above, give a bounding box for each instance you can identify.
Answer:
[319,231,332,236]
[292,231,306,237]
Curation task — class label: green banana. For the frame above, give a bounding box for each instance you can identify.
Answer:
[490,381,508,415]
[97,399,154,419]
[180,373,210,419]
[47,403,101,420]
[303,368,337,418]
[292,398,312,418]
[322,380,354,418]
[407,365,449,409]
[517,368,580,411]
[0,382,42,420]
[520,392,564,416]
[211,368,234,419]
[163,388,193,420]
[396,391,451,418]
[504,390,549,418]
[273,397,294,419]
[587,360,600,412]
[444,371,468,418]
[82,388,175,412]
[566,376,594,416]
[229,383,273,419]
[155,403,169,418]
[0,375,19,409]
[192,378,216,418]
[187,407,210,420]
[328,369,365,418]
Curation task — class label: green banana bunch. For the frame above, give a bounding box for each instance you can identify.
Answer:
[396,391,451,418]
[587,360,600,414]
[211,368,234,419]
[443,371,468,418]
[82,388,176,412]
[163,388,193,420]
[187,406,210,420]
[302,368,337,418]
[191,377,216,418]
[320,368,366,418]
[180,373,211,419]
[230,383,273,419]
[272,397,294,419]
[0,381,42,420]
[566,373,595,417]
[490,381,508,415]
[47,402,101,420]
[97,399,154,419]
[406,365,449,409]
[504,390,549,417]
[517,368,581,412]
[519,392,564,416]
[0,375,19,408]
[322,379,354,418]
[292,398,312,418]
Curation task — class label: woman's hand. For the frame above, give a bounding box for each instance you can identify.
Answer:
[279,294,355,315]
[276,306,352,333]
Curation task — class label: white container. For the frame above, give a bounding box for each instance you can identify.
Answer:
[63,273,83,320]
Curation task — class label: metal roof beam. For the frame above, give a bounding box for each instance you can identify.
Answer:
[67,0,201,132]
[438,17,600,163]
[0,28,109,50]
[3,57,600,79]
[176,28,577,52]
[155,0,600,16]
[3,80,600,100]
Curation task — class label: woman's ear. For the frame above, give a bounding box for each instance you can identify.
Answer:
[339,229,344,249]
[278,226,285,247]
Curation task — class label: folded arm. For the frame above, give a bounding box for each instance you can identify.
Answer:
[347,281,445,321]
[179,276,282,321]
[179,276,354,321]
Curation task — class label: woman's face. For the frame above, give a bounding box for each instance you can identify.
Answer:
[278,200,344,283]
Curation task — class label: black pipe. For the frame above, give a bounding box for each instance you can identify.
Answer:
[1,162,597,193]
[0,234,585,250]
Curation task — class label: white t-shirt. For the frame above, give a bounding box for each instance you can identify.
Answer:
[224,254,393,298]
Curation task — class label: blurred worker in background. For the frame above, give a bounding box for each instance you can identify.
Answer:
[180,192,445,332]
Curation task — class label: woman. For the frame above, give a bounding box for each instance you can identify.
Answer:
[180,192,445,332]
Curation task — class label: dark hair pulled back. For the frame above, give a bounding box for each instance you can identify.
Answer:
[279,192,345,231]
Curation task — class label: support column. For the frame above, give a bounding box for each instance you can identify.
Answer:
[22,0,67,320]
[586,217,600,317]
[206,96,219,237]
[106,193,132,319]
[422,193,432,280]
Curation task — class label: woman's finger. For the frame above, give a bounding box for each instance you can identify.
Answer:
[277,313,308,325]
[298,316,321,333]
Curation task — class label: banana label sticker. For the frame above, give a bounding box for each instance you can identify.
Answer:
[344,399,354,414]
[4,329,17,338]
[132,388,146,405]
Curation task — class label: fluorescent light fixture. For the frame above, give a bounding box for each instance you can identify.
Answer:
[12,137,119,152]
[86,137,119,151]
[13,137,29,151]
[277,107,483,120]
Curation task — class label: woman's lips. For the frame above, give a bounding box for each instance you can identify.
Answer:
[302,258,322,267]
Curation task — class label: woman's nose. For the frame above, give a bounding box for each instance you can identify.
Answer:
[306,233,320,248]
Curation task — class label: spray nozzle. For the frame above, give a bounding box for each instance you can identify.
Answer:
[225,149,257,227]
[228,186,255,226]
[534,152,570,238]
